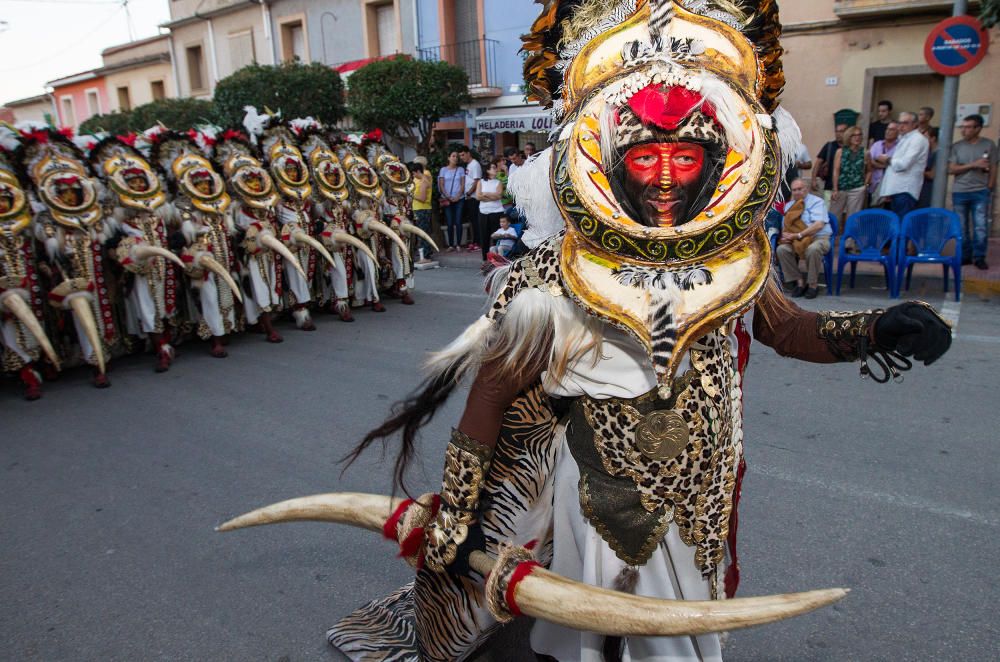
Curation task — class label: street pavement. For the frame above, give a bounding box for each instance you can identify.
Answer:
[2,259,998,661]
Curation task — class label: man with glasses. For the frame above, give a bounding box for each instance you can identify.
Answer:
[949,114,996,269]
[874,111,928,220]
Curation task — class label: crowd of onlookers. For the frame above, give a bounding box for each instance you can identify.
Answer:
[772,100,996,298]
[405,143,537,265]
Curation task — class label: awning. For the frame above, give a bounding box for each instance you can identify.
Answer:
[475,106,554,134]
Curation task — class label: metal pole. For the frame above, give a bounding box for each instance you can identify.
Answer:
[931,0,969,207]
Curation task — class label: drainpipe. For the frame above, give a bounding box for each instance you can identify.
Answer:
[931,0,969,208]
[205,17,220,91]
[411,0,420,53]
[165,30,181,98]
[259,0,276,64]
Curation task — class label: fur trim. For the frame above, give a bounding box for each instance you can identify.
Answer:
[292,308,312,328]
[181,219,197,245]
[772,105,803,182]
[509,148,564,249]
[242,107,269,144]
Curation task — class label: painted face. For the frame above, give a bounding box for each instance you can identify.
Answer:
[0,189,13,214]
[126,174,149,193]
[323,165,342,187]
[57,183,83,206]
[193,175,212,195]
[245,172,263,192]
[622,141,706,228]
[284,159,303,182]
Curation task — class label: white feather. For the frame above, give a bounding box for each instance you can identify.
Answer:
[423,315,492,382]
[242,106,268,144]
[772,105,803,178]
[0,125,22,152]
[509,148,563,249]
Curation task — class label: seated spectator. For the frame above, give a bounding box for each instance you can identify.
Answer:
[775,178,832,299]
[489,217,519,257]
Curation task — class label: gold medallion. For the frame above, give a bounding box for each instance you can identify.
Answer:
[635,410,689,461]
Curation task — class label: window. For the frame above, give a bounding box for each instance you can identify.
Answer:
[228,29,255,72]
[375,5,397,56]
[150,80,166,101]
[280,18,307,62]
[60,96,75,127]
[85,88,101,116]
[186,44,206,93]
[117,86,131,111]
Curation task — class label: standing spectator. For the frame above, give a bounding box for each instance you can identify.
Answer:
[868,121,899,205]
[918,126,940,209]
[868,100,893,145]
[948,114,997,269]
[875,111,929,219]
[496,157,513,212]
[475,159,506,262]
[776,178,832,299]
[917,106,935,137]
[505,147,526,179]
[458,146,482,251]
[831,126,867,224]
[780,142,813,200]
[438,151,466,251]
[813,123,848,200]
[523,142,537,158]
[409,162,435,263]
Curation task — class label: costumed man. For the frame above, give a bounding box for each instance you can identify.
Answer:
[336,139,408,313]
[0,136,60,400]
[88,134,184,372]
[245,108,336,332]
[366,135,439,306]
[212,127,293,344]
[218,2,953,661]
[16,125,115,388]
[145,128,242,358]
[294,119,378,323]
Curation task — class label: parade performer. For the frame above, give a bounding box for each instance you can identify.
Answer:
[219,2,953,661]
[88,135,184,373]
[0,141,61,399]
[295,120,378,323]
[14,126,115,387]
[212,127,292,343]
[245,109,336,331]
[366,134,439,305]
[146,128,242,358]
[336,139,408,313]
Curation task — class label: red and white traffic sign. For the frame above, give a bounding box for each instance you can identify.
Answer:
[924,16,990,76]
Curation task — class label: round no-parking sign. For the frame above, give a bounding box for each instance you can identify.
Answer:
[924,16,990,76]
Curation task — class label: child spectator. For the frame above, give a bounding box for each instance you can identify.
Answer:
[489,216,519,257]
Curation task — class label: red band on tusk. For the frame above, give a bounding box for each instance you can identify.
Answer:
[398,527,425,559]
[505,561,542,617]
[382,498,414,541]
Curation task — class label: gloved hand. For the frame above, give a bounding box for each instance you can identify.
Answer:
[874,302,952,365]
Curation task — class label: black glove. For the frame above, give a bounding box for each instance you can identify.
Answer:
[874,302,952,366]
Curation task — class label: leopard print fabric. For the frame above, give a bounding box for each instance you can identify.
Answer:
[486,232,565,323]
[575,327,743,583]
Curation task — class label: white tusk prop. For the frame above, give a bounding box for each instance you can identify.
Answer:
[260,234,307,280]
[332,231,378,265]
[293,231,338,270]
[68,295,105,374]
[0,292,60,368]
[368,220,410,255]
[217,492,849,637]
[133,244,185,269]
[399,222,440,253]
[198,255,244,304]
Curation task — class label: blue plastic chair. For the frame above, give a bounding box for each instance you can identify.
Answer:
[897,208,962,301]
[835,209,900,297]
[770,211,839,295]
[511,222,524,238]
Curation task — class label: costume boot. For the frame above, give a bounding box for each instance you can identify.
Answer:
[19,365,43,401]
[92,367,111,388]
[210,336,228,358]
[261,312,283,343]
[292,305,316,331]
[334,299,354,322]
[152,332,174,373]
[370,299,386,313]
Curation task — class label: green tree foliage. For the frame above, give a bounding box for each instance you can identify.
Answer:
[212,61,345,127]
[347,58,470,156]
[981,0,1000,27]
[78,98,215,134]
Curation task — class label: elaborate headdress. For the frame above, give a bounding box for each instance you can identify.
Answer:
[365,141,413,197]
[293,118,349,204]
[212,127,279,210]
[243,107,312,203]
[0,135,31,236]
[516,0,796,387]
[146,127,231,215]
[88,135,167,212]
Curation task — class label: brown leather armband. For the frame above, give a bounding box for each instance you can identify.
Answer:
[816,309,884,361]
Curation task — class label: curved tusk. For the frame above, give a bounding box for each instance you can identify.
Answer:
[217,492,848,636]
[399,222,440,253]
[331,231,378,265]
[368,220,410,255]
[260,234,307,281]
[0,292,60,369]
[198,255,244,304]
[68,295,105,375]
[132,244,185,269]
[216,493,405,533]
[293,231,337,270]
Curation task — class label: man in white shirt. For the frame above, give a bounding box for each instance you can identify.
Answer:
[459,146,482,250]
[873,112,929,219]
[776,178,832,299]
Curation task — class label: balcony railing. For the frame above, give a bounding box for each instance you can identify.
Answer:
[833,0,979,19]
[418,38,500,96]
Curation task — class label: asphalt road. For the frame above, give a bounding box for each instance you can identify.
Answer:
[2,261,997,661]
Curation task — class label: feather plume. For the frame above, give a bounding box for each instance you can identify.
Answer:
[508,148,564,248]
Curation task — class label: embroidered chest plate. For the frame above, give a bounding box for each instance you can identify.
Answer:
[567,327,743,576]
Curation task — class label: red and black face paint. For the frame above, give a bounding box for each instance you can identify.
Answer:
[622,142,707,228]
